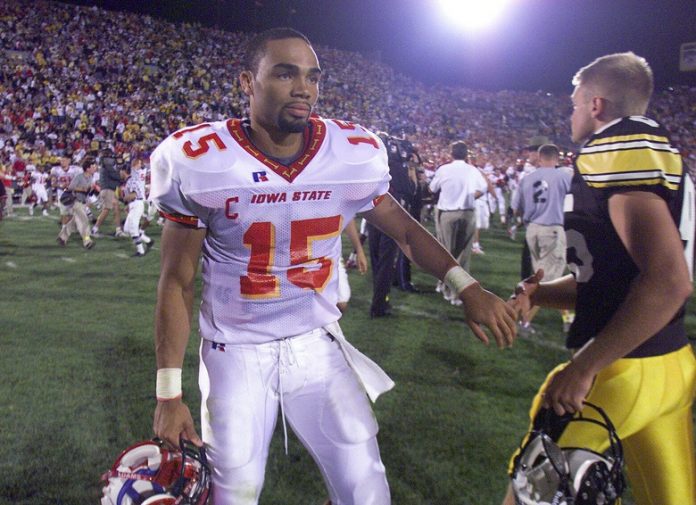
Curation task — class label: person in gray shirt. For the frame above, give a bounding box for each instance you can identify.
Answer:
[91,147,124,237]
[511,144,573,330]
[57,158,97,249]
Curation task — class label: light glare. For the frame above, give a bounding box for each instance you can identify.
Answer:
[439,0,512,32]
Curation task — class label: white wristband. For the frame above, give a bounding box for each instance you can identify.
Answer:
[156,368,182,400]
[443,266,477,295]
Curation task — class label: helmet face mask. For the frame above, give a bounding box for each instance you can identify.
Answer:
[511,402,625,505]
[101,439,210,505]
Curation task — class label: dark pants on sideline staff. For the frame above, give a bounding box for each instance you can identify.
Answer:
[367,222,399,317]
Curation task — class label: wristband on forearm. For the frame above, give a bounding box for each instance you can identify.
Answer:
[443,266,477,295]
[156,368,182,401]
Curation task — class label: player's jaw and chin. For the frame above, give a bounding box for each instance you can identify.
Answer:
[252,103,311,137]
[278,102,312,133]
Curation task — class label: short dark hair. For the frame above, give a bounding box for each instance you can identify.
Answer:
[537,144,560,160]
[451,141,468,160]
[243,27,312,75]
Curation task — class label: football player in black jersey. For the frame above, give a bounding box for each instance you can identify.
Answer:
[503,52,695,505]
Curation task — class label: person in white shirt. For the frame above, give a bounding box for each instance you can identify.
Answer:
[429,141,489,287]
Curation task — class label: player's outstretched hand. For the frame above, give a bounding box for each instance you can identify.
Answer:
[154,398,203,450]
[459,283,517,348]
[356,248,368,274]
[507,269,544,323]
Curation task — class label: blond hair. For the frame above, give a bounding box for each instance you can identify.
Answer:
[572,52,653,118]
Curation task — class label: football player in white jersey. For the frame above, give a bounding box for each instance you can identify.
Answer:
[121,158,153,256]
[30,165,50,216]
[151,28,516,505]
[50,154,82,227]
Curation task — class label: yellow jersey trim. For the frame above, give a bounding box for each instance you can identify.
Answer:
[578,126,683,190]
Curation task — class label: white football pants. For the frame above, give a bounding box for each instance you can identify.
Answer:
[199,329,390,505]
[336,257,351,304]
[494,186,506,216]
[32,184,48,204]
[475,197,491,230]
[124,200,145,237]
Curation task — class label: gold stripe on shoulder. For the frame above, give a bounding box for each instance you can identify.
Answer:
[577,146,682,191]
[586,133,669,147]
[578,148,682,175]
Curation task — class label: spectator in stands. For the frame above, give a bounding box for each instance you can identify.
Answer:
[0,0,693,223]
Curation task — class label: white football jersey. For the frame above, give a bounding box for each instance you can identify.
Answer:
[31,170,49,188]
[151,117,390,344]
[50,165,82,191]
[124,167,147,201]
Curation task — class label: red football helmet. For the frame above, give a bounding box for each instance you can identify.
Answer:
[100,438,210,505]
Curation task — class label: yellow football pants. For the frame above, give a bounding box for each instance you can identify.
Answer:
[510,344,696,505]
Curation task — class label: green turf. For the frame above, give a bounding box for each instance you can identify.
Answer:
[0,209,693,504]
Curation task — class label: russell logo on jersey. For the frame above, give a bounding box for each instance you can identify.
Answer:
[253,171,268,182]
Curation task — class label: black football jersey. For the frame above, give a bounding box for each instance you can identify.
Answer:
[564,116,693,357]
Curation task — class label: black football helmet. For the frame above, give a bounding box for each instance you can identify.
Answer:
[100,438,210,505]
[511,402,625,505]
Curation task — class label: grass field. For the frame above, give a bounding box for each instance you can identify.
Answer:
[1,208,694,504]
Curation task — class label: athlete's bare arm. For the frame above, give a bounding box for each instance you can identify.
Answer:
[153,220,207,448]
[364,193,517,347]
[344,219,367,274]
[542,191,692,415]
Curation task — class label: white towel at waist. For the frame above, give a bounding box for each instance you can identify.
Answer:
[323,320,395,402]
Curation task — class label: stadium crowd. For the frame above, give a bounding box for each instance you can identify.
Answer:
[1,0,695,220]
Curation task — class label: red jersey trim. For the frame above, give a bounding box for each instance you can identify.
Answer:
[372,193,387,207]
[225,118,327,183]
[159,210,199,228]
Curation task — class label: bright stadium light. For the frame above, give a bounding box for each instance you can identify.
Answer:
[439,0,513,32]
